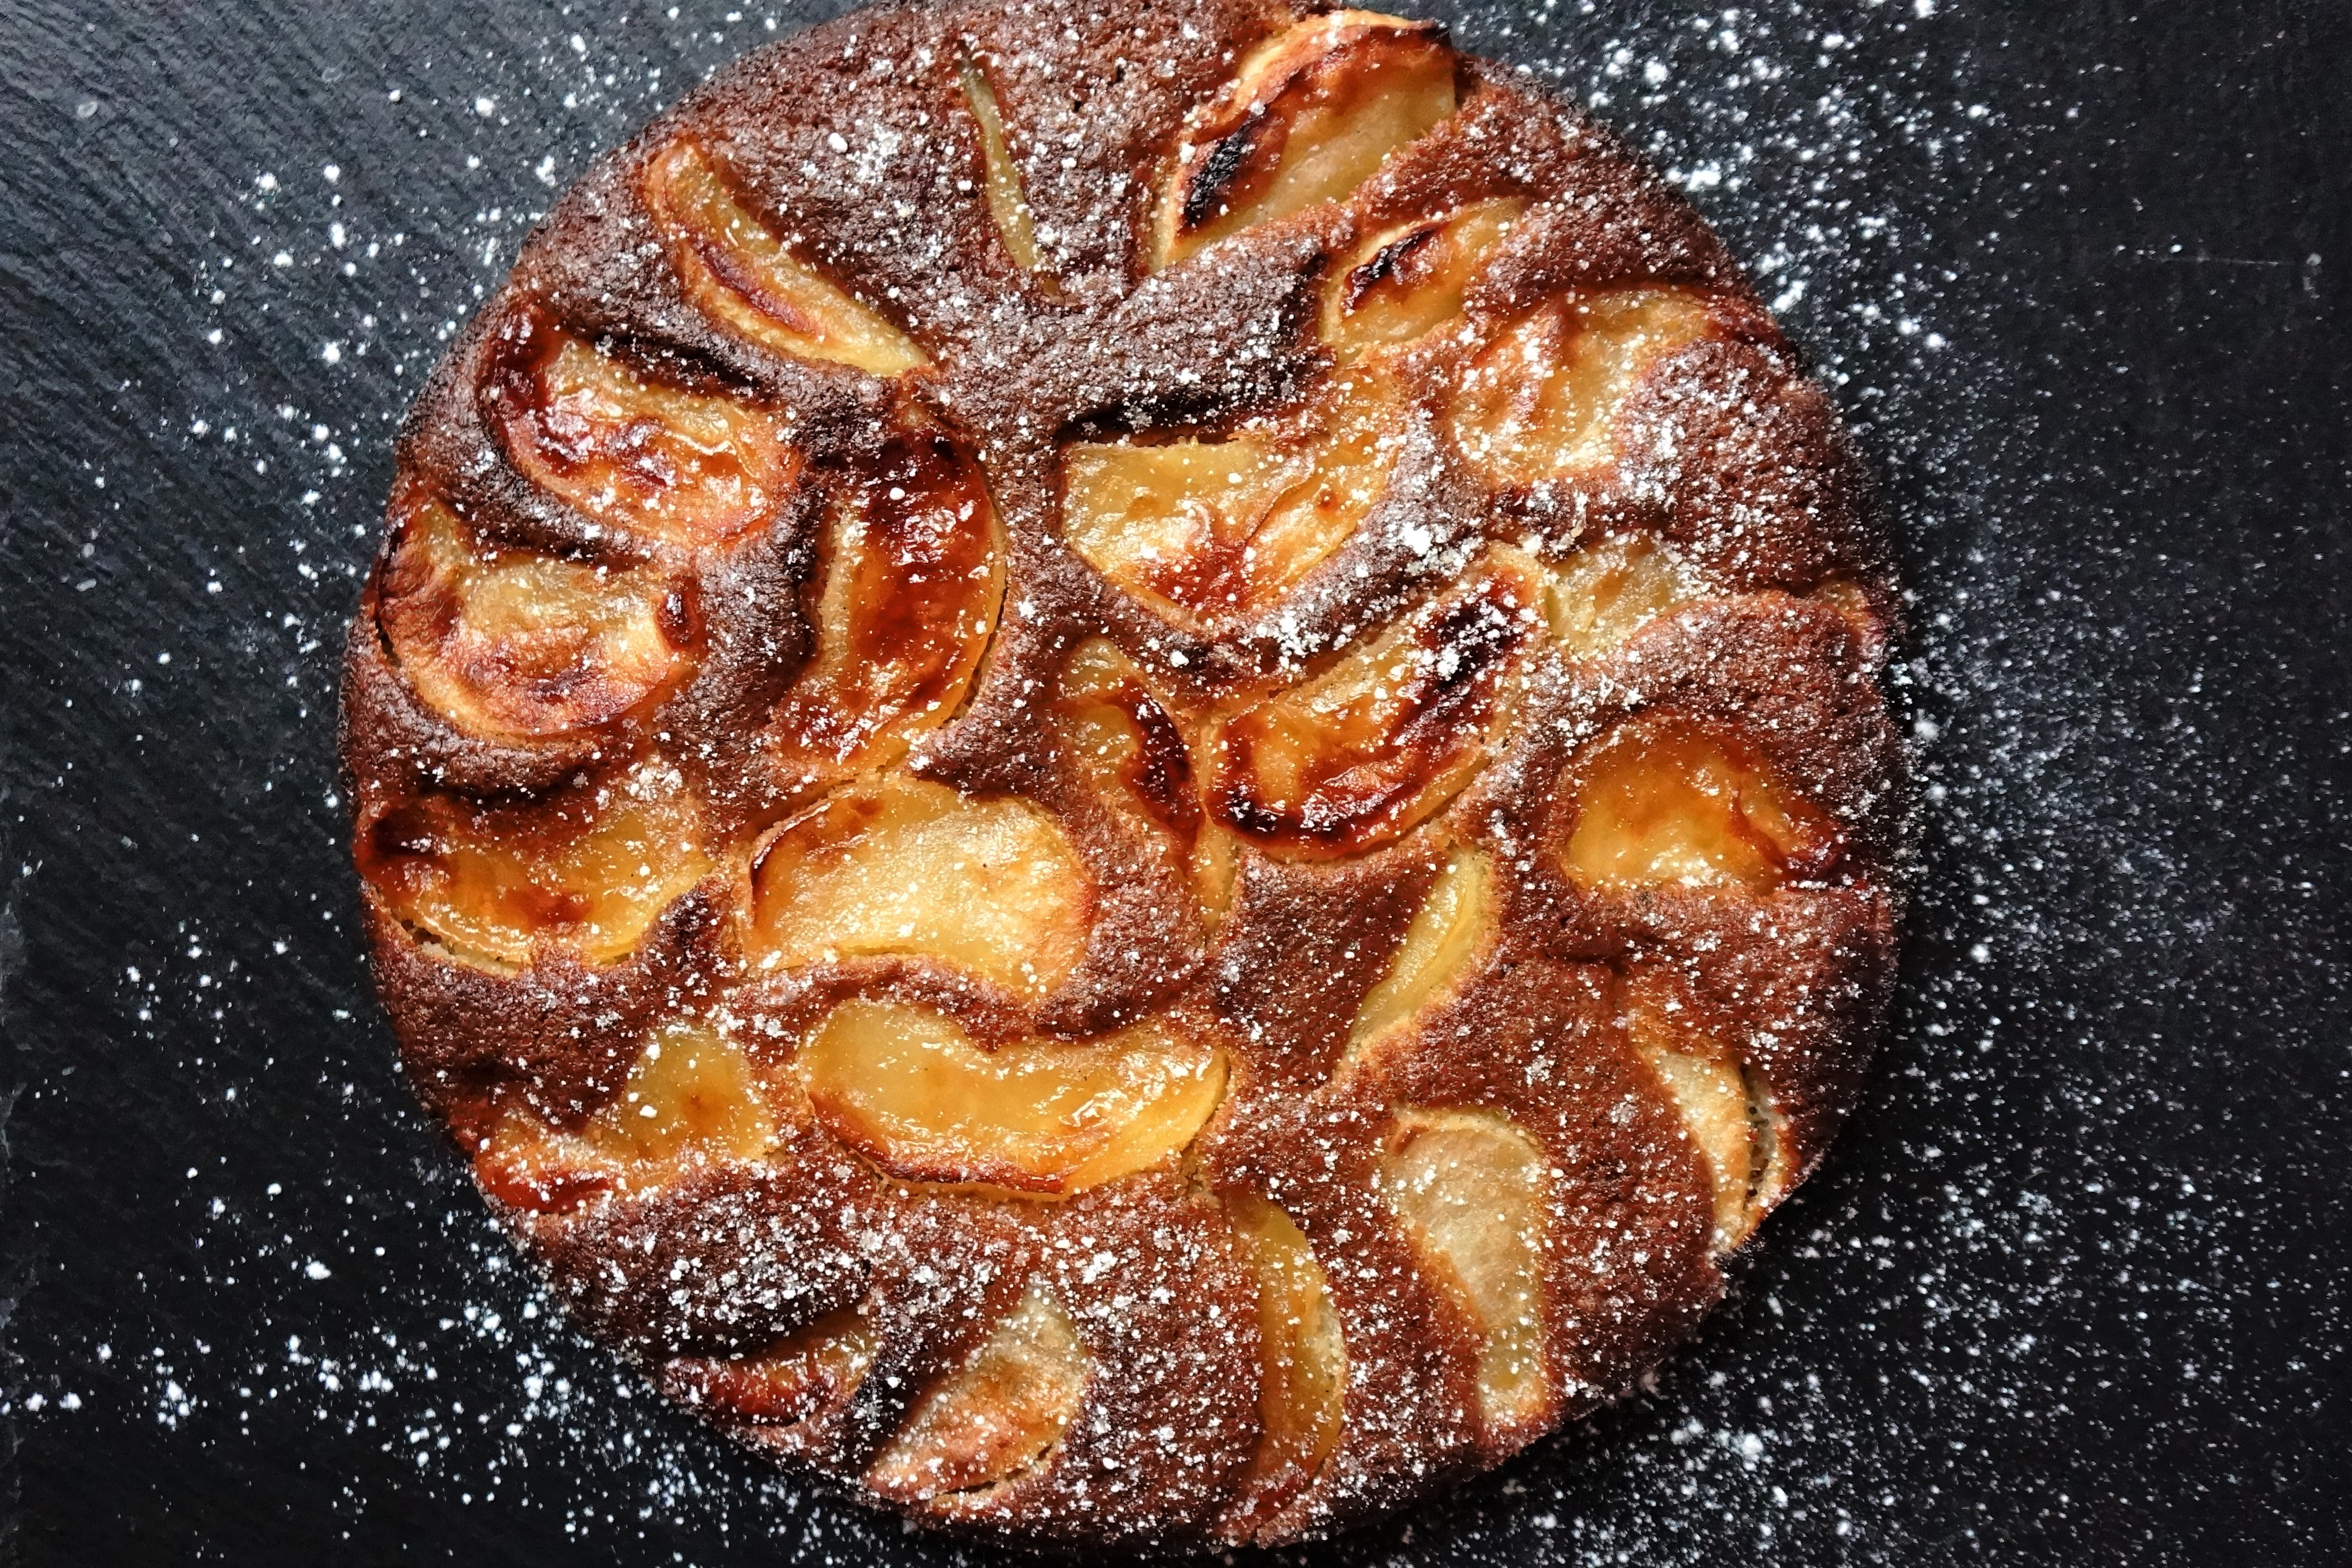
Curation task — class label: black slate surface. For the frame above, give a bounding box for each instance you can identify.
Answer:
[1,0,2347,1562]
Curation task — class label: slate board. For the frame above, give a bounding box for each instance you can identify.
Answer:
[1,0,2347,1561]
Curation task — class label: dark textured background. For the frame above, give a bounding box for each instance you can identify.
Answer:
[2,0,2347,1562]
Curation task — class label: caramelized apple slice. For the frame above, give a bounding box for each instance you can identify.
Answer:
[643,139,927,375]
[870,1285,1090,1498]
[1062,371,1401,625]
[1208,557,1539,857]
[1375,1107,1549,1430]
[1228,1192,1347,1492]
[767,436,1002,793]
[1620,982,1757,1250]
[1346,847,1493,1057]
[670,1309,877,1429]
[1322,198,1526,360]
[959,60,1042,272]
[1540,534,1704,657]
[361,758,710,967]
[1447,288,1715,487]
[1055,639,1201,842]
[1560,715,1842,895]
[498,328,805,547]
[746,775,1089,1001]
[1156,11,1458,266]
[379,497,688,737]
[797,999,1225,1194]
[475,1021,779,1208]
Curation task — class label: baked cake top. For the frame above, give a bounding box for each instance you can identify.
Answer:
[341,0,1905,1548]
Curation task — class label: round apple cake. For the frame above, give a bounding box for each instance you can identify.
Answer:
[341,0,1904,1548]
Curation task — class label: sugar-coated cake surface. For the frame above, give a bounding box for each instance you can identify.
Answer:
[340,0,1905,1547]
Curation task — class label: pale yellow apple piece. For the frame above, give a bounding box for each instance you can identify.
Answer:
[1346,847,1493,1058]
[959,60,1041,271]
[746,776,1089,1001]
[501,333,806,547]
[1540,534,1703,657]
[869,1285,1091,1498]
[797,999,1226,1194]
[1228,1192,1347,1490]
[1157,12,1458,266]
[380,498,683,737]
[643,139,925,375]
[1447,288,1715,486]
[362,759,711,968]
[1560,716,1841,895]
[1322,198,1527,359]
[1376,1107,1549,1431]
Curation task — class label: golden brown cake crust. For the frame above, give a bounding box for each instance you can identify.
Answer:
[340,0,1907,1549]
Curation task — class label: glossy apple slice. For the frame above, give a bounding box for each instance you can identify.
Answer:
[1208,556,1539,857]
[1054,639,1201,843]
[643,139,927,375]
[1321,198,1526,360]
[1375,1106,1549,1431]
[869,1284,1090,1499]
[1539,534,1704,657]
[1447,288,1715,487]
[497,326,805,547]
[1345,846,1493,1058]
[959,59,1042,273]
[796,998,1225,1194]
[379,496,689,737]
[1228,1192,1347,1493]
[361,758,710,968]
[1560,715,1842,895]
[669,1308,877,1430]
[1060,371,1401,626]
[1155,11,1457,266]
[746,775,1089,1001]
[767,436,1002,793]
[474,1021,779,1208]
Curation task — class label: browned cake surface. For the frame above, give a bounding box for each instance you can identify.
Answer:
[340,0,1905,1548]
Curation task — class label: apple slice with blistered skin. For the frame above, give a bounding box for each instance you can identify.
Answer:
[377,496,690,738]
[1447,288,1715,488]
[766,435,1002,795]
[746,775,1089,1001]
[643,139,927,376]
[1560,715,1842,895]
[1375,1106,1550,1432]
[1228,1192,1347,1498]
[1208,555,1540,858]
[360,758,711,969]
[1155,11,1458,267]
[495,322,805,548]
[797,998,1225,1194]
[869,1284,1091,1499]
[474,1020,779,1209]
[1322,198,1526,360]
[1055,639,1201,844]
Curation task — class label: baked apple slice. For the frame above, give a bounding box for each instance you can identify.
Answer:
[1447,288,1715,489]
[1345,845,1494,1059]
[745,775,1089,1001]
[1619,973,1762,1251]
[643,139,927,375]
[1060,369,1403,628]
[869,1285,1090,1499]
[1227,1192,1347,1497]
[377,495,690,737]
[1321,198,1526,360]
[1207,554,1540,857]
[958,58,1043,273]
[1536,534,1706,657]
[1054,639,1201,844]
[1375,1106,1550,1432]
[360,758,711,969]
[1559,715,1842,894]
[1155,11,1458,266]
[796,998,1226,1195]
[766,434,1002,795]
